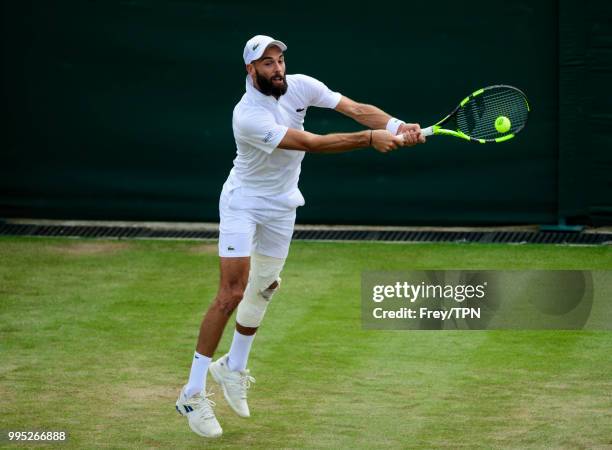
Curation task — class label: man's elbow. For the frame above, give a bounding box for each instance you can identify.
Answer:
[279,130,318,152]
[300,133,321,152]
[305,134,331,153]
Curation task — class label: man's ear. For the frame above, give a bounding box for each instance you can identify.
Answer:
[246,63,255,76]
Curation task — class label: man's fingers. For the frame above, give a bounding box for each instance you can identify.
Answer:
[403,132,418,146]
[403,130,427,145]
[377,130,425,152]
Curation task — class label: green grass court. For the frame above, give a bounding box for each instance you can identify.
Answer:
[1,237,611,448]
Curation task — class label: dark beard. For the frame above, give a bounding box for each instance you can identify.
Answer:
[255,69,288,97]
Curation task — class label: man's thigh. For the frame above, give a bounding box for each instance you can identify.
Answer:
[253,209,296,259]
[218,256,250,292]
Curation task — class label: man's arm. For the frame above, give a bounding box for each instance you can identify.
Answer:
[277,128,405,154]
[335,96,426,144]
[335,96,393,130]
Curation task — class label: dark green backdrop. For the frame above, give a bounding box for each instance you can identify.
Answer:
[2,1,610,225]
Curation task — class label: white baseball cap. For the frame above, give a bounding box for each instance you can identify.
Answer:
[243,35,287,64]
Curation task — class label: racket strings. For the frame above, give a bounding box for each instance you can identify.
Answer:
[456,88,528,140]
[458,94,526,137]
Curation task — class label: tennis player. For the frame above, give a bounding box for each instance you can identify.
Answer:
[176,34,426,438]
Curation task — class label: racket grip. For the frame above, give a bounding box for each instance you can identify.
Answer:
[421,126,434,137]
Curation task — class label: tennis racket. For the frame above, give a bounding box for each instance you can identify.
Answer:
[421,85,530,143]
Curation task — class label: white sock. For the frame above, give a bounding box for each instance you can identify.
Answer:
[184,351,211,399]
[227,330,255,372]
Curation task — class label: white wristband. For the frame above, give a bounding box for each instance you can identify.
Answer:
[386,117,405,136]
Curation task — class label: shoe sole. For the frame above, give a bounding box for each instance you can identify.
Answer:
[209,363,250,418]
[188,421,222,439]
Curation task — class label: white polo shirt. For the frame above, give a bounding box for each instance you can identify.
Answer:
[224,74,342,207]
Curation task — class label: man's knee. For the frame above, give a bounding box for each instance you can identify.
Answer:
[213,285,246,316]
[236,253,285,327]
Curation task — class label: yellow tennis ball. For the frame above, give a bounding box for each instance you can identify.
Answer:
[495,116,511,133]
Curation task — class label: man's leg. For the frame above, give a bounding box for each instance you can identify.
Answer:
[177,186,258,437]
[186,256,250,395]
[176,256,250,438]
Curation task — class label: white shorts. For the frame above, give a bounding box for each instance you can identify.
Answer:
[218,186,304,259]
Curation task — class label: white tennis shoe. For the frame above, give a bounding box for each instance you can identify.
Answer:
[209,354,255,418]
[175,386,222,438]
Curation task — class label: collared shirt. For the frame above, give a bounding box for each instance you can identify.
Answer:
[225,74,341,203]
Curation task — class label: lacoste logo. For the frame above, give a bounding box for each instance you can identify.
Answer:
[296,108,305,112]
[252,43,260,51]
[227,246,235,251]
[263,131,273,143]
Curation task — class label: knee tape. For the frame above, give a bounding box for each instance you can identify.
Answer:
[236,252,285,328]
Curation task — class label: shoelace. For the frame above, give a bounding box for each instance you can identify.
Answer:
[228,371,256,399]
[189,391,216,420]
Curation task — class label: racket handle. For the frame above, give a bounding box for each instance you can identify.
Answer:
[421,126,434,137]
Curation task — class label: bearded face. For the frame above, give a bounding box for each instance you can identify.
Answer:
[249,46,288,97]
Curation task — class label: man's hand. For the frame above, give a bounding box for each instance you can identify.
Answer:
[398,122,426,145]
[372,130,408,153]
